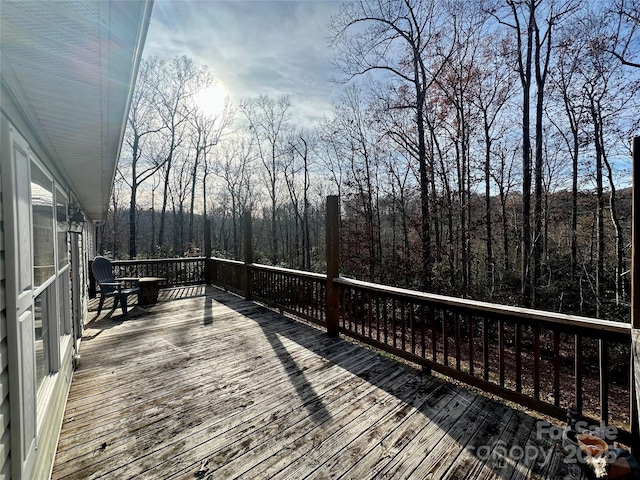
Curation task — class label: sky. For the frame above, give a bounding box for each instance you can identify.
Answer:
[143,0,345,127]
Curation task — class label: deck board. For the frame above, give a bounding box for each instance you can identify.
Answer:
[54,286,587,479]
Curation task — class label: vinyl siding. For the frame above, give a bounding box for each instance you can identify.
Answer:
[0,161,11,478]
[0,112,75,479]
[32,339,73,480]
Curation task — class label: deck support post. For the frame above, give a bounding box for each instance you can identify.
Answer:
[204,218,212,258]
[631,136,640,453]
[244,211,253,301]
[326,196,340,337]
[204,218,212,284]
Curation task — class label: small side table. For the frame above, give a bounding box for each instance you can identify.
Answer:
[138,277,166,306]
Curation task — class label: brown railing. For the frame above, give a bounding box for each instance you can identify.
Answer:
[207,259,326,326]
[335,277,633,445]
[207,256,633,444]
[252,264,326,326]
[208,257,245,296]
[89,257,206,297]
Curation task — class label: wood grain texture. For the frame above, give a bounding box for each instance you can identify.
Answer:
[53,286,587,479]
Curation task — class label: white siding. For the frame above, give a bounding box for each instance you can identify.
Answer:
[0,158,12,478]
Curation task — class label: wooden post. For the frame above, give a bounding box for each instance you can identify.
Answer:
[204,218,212,284]
[204,218,212,257]
[244,211,253,301]
[326,195,340,337]
[632,136,640,452]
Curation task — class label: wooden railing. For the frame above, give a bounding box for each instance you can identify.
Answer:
[208,257,245,296]
[89,257,206,297]
[207,259,326,327]
[252,264,326,326]
[336,277,633,445]
[204,199,637,447]
[207,256,633,444]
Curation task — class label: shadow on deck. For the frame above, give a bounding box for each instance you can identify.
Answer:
[55,286,588,479]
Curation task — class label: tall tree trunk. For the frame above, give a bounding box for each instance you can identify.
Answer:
[158,150,173,247]
[533,77,544,306]
[189,154,199,244]
[416,84,432,290]
[591,99,605,317]
[601,123,625,304]
[129,183,137,259]
[483,113,494,294]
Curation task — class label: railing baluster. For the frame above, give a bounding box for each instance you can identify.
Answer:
[515,324,522,393]
[411,304,417,355]
[443,311,449,367]
[554,330,560,407]
[483,317,489,381]
[534,324,540,400]
[400,300,406,351]
[367,292,372,339]
[575,334,583,413]
[600,338,609,425]
[468,314,474,376]
[383,297,388,345]
[420,304,426,359]
[455,312,461,371]
[392,298,397,349]
[431,308,437,363]
[375,295,380,342]
[499,319,505,387]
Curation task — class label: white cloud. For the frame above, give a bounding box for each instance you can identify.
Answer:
[144,0,344,127]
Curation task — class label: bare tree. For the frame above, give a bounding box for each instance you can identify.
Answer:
[491,0,577,305]
[240,95,291,264]
[547,22,587,282]
[187,98,233,245]
[285,131,313,270]
[330,0,454,289]
[122,57,164,259]
[212,134,255,258]
[609,0,640,67]
[470,32,516,295]
[151,56,212,248]
[579,9,640,312]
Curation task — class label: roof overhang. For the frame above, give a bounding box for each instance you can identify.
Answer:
[1,0,153,222]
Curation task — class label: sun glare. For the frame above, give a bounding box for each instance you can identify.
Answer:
[194,84,229,118]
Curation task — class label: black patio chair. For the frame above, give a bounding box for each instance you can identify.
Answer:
[91,256,140,315]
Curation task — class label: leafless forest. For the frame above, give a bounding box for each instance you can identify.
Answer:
[98,0,640,321]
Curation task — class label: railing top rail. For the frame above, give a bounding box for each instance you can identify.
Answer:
[335,276,632,336]
[251,263,326,280]
[109,257,206,265]
[210,257,245,266]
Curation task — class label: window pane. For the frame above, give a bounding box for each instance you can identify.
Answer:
[31,162,55,287]
[58,274,71,336]
[34,293,50,388]
[57,190,68,268]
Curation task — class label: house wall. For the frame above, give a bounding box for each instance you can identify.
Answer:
[0,154,11,478]
[0,107,76,479]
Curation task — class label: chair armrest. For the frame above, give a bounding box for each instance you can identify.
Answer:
[98,281,123,294]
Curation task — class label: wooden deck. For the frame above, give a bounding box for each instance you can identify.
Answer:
[52,286,588,479]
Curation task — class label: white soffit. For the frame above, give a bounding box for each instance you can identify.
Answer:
[1,1,152,221]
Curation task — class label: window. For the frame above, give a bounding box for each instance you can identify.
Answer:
[58,274,71,337]
[34,289,50,388]
[56,188,68,269]
[31,161,55,288]
[31,160,71,389]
